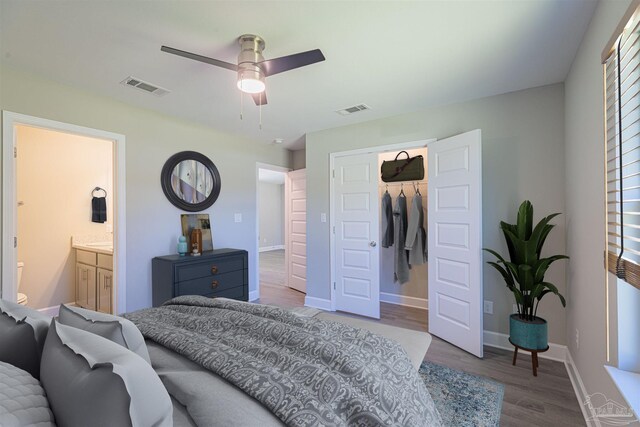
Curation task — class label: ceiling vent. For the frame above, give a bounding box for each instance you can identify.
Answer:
[336,104,371,116]
[120,76,170,96]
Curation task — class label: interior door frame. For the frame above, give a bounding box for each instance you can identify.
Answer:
[1,111,127,313]
[329,138,436,311]
[254,162,291,301]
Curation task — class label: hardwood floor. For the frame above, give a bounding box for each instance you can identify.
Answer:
[257,252,585,426]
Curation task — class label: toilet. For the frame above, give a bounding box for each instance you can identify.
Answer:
[17,262,28,306]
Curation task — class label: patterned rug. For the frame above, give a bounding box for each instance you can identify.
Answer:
[419,361,504,427]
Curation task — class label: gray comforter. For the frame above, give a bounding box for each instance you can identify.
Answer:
[125,296,441,427]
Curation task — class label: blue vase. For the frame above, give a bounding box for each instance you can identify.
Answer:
[177,236,188,256]
[509,314,548,350]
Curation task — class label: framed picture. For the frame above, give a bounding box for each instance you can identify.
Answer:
[181,214,213,252]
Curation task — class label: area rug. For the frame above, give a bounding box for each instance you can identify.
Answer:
[419,361,504,427]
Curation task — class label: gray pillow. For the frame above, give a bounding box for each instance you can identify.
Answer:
[40,320,173,427]
[57,304,151,364]
[0,361,56,427]
[0,299,51,379]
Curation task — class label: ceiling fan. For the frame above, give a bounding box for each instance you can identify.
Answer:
[161,34,325,106]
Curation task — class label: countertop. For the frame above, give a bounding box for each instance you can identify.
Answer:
[72,242,113,255]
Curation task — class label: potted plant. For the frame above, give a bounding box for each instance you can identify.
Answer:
[484,200,568,351]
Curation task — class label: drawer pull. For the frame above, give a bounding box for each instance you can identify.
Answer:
[211,266,219,274]
[211,280,219,288]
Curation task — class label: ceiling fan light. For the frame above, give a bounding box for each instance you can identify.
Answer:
[237,77,265,94]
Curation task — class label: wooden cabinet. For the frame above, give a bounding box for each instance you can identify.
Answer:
[152,248,248,307]
[76,249,113,313]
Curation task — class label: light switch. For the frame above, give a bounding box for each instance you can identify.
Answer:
[105,224,113,233]
[234,213,242,223]
[320,213,327,223]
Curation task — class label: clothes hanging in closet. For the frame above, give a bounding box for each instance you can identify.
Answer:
[393,193,410,284]
[405,192,427,265]
[381,190,394,248]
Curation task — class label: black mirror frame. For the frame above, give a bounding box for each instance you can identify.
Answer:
[160,151,221,212]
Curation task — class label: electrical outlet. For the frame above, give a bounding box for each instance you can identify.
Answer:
[234,213,242,223]
[483,300,493,315]
[320,213,327,223]
[105,224,113,233]
[263,238,267,243]
[576,328,580,350]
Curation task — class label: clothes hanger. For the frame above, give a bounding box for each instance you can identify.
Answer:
[414,182,421,196]
[385,183,389,194]
[399,182,405,197]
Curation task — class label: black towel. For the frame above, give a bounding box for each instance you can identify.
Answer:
[92,197,107,223]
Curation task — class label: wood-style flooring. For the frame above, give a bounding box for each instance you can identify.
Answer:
[257,249,586,426]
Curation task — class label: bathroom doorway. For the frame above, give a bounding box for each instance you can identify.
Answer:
[2,112,127,315]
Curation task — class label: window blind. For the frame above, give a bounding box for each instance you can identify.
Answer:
[605,15,640,290]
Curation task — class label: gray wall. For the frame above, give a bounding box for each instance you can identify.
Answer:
[306,83,567,344]
[292,149,306,170]
[564,0,633,411]
[0,66,291,311]
[258,181,284,248]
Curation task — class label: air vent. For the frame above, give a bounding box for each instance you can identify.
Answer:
[120,76,170,96]
[336,104,371,115]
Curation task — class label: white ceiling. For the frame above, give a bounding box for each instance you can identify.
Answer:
[0,1,597,150]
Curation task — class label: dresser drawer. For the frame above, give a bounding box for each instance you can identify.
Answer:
[177,269,245,296]
[176,256,245,282]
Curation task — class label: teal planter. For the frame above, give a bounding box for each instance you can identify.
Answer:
[509,314,548,350]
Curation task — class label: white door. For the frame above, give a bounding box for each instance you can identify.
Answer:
[333,153,380,319]
[428,129,483,357]
[285,169,307,293]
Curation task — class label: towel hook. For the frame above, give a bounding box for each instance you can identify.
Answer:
[92,187,107,198]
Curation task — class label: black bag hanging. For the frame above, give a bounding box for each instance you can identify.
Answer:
[381,151,425,182]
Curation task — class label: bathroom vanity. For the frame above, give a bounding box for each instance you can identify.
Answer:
[73,242,113,314]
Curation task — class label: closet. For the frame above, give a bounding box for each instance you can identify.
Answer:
[378,148,428,308]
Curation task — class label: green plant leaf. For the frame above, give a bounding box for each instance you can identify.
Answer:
[500,221,518,261]
[518,264,535,292]
[533,255,570,283]
[517,200,534,240]
[487,262,515,288]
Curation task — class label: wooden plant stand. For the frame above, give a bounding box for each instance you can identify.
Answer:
[509,338,549,377]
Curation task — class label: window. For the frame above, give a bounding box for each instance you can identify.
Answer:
[605,9,640,291]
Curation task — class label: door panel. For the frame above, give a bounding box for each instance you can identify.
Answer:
[428,129,483,357]
[334,153,380,319]
[285,169,307,293]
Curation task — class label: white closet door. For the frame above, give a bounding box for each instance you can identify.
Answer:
[285,169,307,293]
[428,129,483,358]
[334,153,380,319]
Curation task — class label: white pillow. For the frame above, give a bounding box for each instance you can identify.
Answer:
[40,320,172,427]
[57,304,151,364]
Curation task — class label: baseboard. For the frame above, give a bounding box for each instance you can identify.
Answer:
[380,292,428,309]
[248,290,259,301]
[304,296,332,311]
[565,350,599,427]
[482,330,567,362]
[259,245,285,253]
[37,302,76,317]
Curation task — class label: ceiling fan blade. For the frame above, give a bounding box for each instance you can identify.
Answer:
[252,92,268,106]
[161,46,238,72]
[259,49,325,77]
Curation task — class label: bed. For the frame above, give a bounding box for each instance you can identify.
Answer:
[1,296,441,427]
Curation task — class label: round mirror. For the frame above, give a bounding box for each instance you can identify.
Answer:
[161,151,221,212]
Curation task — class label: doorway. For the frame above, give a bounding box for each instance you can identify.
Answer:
[255,163,290,301]
[330,130,483,357]
[2,112,126,315]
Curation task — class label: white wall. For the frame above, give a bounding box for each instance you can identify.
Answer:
[17,125,113,309]
[306,83,568,344]
[378,147,427,301]
[0,65,291,311]
[258,181,284,249]
[564,0,635,413]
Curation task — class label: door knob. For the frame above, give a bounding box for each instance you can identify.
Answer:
[369,241,377,247]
